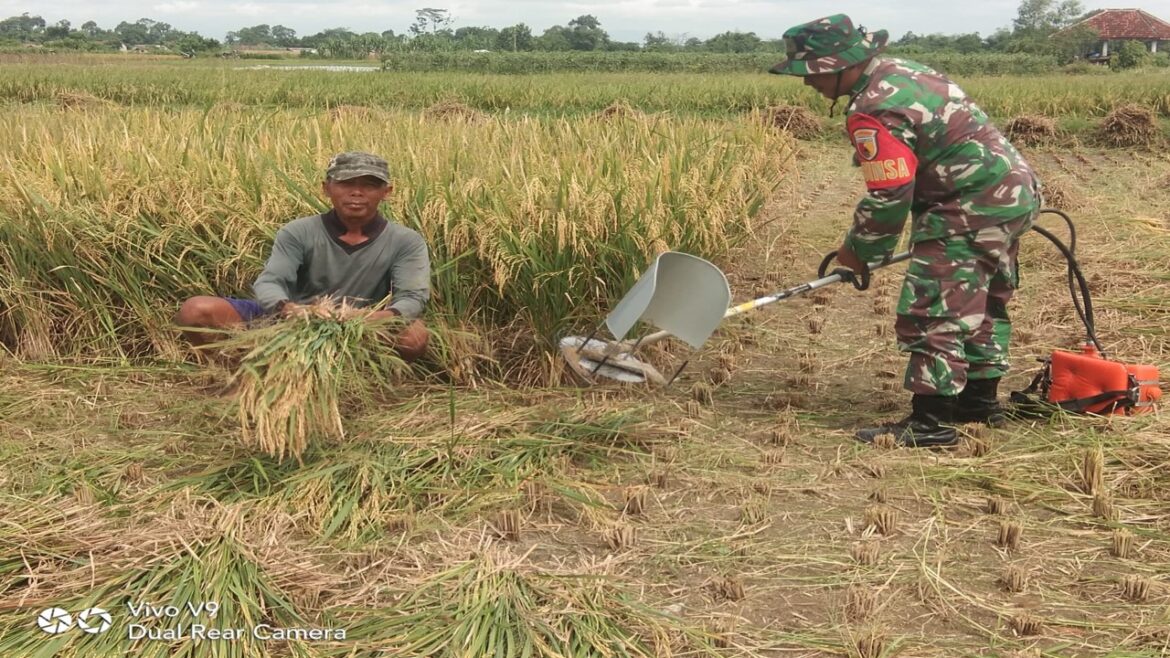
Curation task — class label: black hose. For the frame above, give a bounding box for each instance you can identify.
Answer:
[1029,208,1105,358]
[817,208,1101,354]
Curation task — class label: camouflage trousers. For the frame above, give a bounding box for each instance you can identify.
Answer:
[895,210,1037,396]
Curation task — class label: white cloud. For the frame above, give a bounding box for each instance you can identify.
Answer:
[232,3,264,16]
[153,1,198,12]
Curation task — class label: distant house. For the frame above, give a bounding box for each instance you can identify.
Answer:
[1060,8,1170,61]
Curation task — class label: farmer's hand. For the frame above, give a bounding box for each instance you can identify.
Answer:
[836,244,865,276]
[279,302,329,319]
[334,306,396,322]
[278,301,303,318]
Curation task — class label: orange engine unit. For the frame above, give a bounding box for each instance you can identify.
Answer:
[1045,345,1161,415]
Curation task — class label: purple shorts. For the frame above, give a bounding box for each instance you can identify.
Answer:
[224,297,268,323]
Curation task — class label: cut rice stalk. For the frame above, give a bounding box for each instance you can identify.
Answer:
[225,298,407,462]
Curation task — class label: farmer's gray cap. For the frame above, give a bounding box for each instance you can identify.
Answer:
[326,151,390,183]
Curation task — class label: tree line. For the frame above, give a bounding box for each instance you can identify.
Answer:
[0,1,1138,65]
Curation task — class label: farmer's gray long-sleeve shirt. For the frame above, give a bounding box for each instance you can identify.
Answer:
[252,211,430,320]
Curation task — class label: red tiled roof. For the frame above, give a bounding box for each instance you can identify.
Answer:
[1067,8,1170,39]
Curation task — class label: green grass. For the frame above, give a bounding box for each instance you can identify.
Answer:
[4,58,1170,119]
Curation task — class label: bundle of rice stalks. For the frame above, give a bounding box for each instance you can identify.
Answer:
[1100,104,1160,148]
[422,99,487,122]
[226,298,406,462]
[762,104,823,140]
[1005,115,1058,147]
[54,90,113,109]
[593,99,643,121]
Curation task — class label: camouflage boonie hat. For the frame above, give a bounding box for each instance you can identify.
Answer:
[769,14,888,76]
[326,151,391,183]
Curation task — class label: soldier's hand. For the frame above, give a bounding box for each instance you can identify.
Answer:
[836,245,865,276]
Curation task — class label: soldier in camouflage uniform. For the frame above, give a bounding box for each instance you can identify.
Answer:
[770,14,1041,447]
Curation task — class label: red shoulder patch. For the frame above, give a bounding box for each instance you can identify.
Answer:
[846,113,917,190]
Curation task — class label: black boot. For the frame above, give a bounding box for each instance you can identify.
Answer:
[856,394,959,447]
[954,378,1007,428]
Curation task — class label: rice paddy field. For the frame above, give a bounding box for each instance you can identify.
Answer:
[2,55,1170,657]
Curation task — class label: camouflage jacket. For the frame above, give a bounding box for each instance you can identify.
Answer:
[842,57,1040,263]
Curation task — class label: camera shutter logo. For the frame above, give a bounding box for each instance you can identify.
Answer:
[76,608,112,634]
[37,607,113,635]
[37,608,74,635]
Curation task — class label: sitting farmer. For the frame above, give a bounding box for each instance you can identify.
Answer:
[770,15,1041,447]
[175,151,430,362]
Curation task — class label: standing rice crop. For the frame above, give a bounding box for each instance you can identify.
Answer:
[5,60,1170,118]
[0,105,791,381]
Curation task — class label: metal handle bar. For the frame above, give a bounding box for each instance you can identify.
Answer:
[606,251,911,354]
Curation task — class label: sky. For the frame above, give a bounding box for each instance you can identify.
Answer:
[5,1,1170,43]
